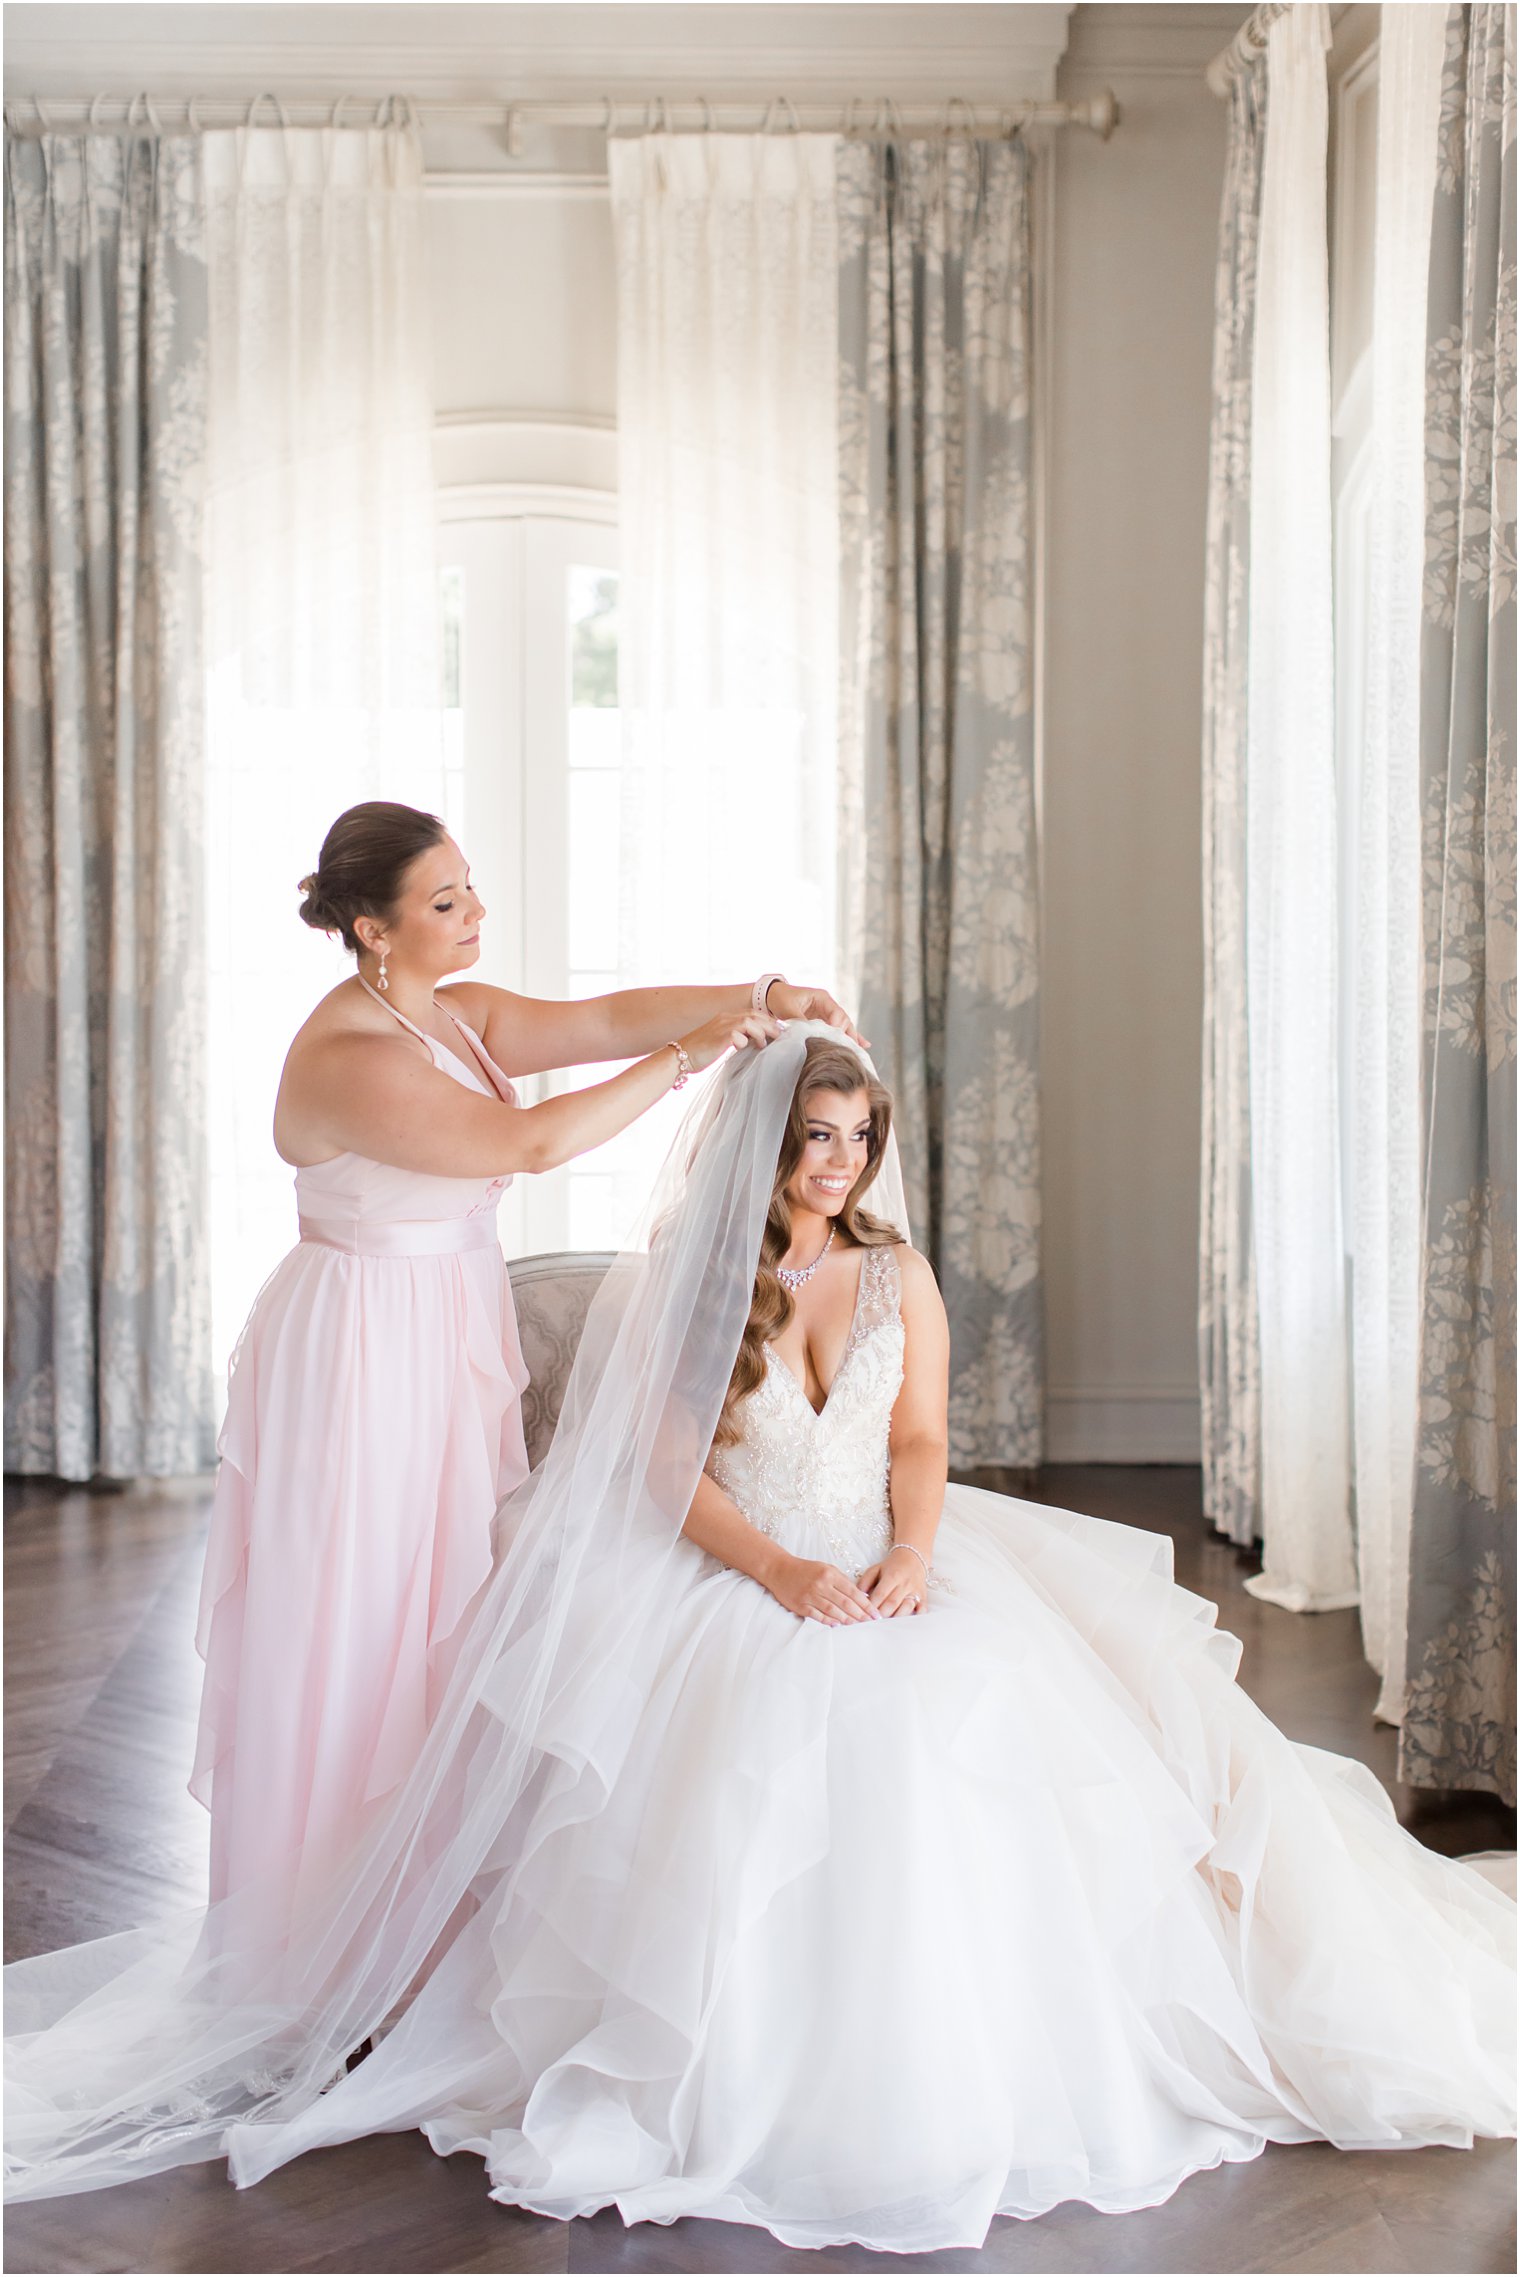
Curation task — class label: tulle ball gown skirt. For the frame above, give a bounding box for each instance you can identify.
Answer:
[193,1217,529,1920]
[228,1485,1516,2253]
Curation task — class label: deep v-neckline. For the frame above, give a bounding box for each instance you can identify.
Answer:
[768,1248,872,1421]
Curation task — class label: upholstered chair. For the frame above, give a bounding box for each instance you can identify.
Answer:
[505,1250,616,1468]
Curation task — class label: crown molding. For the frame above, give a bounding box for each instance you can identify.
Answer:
[4,4,1076,106]
[1059,1,1253,78]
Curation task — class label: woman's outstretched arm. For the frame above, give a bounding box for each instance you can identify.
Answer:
[441,978,864,1078]
[291,1006,775,1180]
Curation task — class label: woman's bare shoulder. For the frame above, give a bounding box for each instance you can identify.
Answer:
[286,978,411,1057]
[887,1242,944,1304]
[434,979,493,1028]
[274,981,423,1162]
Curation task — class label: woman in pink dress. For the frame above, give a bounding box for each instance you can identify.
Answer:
[193,799,857,1927]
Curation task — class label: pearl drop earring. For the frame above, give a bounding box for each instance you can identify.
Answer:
[378,948,389,992]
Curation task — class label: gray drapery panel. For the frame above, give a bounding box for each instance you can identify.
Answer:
[4,134,214,1479]
[837,137,1042,1471]
[1199,56,1269,1549]
[1398,5,1517,1804]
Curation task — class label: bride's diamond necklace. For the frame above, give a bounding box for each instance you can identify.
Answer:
[776,1224,835,1291]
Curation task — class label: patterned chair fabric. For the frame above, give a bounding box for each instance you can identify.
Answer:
[506,1251,616,1470]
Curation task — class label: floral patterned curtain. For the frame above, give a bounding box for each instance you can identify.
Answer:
[3,133,214,1480]
[837,137,1042,1471]
[1399,4,1517,1805]
[1199,54,1269,1550]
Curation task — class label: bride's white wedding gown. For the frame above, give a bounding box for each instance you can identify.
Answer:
[229,1241,1515,2252]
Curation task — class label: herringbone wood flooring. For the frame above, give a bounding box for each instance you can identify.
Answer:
[4,1467,1515,2276]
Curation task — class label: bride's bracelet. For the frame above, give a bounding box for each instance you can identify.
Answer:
[891,1540,932,1582]
[663,1041,694,1091]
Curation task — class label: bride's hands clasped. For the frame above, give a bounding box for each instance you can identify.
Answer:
[766,1555,881,1626]
[858,1545,929,1617]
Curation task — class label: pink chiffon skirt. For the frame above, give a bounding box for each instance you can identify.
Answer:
[191,1232,529,1916]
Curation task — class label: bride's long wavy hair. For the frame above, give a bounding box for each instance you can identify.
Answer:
[711,1037,901,1449]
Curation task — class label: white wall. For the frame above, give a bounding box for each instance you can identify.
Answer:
[1042,7,1246,1458]
[424,128,618,426]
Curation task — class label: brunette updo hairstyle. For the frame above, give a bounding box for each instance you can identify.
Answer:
[297,801,448,957]
[711,1037,902,1449]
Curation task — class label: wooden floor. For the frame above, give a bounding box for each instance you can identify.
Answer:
[4,1465,1515,2277]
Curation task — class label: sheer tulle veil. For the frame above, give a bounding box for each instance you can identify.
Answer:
[4,1021,909,2202]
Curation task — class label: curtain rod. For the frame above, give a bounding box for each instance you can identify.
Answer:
[4,90,1120,146]
[1204,1,1362,97]
[1206,1,1289,95]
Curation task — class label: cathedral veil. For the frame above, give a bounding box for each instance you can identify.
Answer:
[4,1022,908,2202]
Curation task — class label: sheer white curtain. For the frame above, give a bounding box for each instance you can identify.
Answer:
[1350,12,1448,1717]
[203,121,444,1392]
[605,131,841,1227]
[1244,4,1358,1612]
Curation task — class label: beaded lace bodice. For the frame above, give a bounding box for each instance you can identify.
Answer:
[707,1243,906,1576]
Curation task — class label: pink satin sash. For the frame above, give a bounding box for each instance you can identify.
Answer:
[298,1212,503,1260]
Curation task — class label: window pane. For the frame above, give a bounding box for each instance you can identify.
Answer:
[439,565,464,711]
[567,776,621,971]
[569,565,619,713]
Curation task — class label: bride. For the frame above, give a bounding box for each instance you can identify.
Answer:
[5,1025,1515,2250]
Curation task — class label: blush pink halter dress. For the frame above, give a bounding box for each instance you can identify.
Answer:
[192,978,531,1920]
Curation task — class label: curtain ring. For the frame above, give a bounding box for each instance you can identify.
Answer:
[600,94,615,137]
[695,96,717,189]
[944,94,975,140]
[843,96,869,141]
[187,95,204,134]
[240,92,289,187]
[762,95,800,133]
[643,97,667,191]
[88,91,110,130]
[323,93,353,189]
[125,91,162,151]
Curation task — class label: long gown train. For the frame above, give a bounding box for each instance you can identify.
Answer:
[223,1243,1515,2253]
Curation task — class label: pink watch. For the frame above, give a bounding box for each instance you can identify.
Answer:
[752,972,785,1016]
